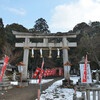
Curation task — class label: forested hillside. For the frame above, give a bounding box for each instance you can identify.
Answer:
[70,21,100,69]
[0,18,100,70]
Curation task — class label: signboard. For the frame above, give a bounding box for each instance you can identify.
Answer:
[80,64,92,83]
[65,66,71,72]
[18,66,23,73]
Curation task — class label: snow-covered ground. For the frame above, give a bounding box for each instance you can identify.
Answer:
[36,76,82,100]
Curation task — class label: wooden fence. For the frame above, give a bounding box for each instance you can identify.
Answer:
[73,88,100,100]
[86,88,100,100]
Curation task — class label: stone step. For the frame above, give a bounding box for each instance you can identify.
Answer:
[0,74,13,90]
[0,84,9,87]
[0,85,13,90]
[2,78,9,81]
[18,82,29,86]
[0,82,10,85]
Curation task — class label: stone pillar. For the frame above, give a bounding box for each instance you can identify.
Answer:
[43,38,49,48]
[22,38,30,80]
[43,38,48,44]
[62,37,69,80]
[96,69,99,83]
[12,70,16,81]
[73,92,77,100]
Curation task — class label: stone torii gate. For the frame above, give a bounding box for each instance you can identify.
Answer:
[12,31,77,81]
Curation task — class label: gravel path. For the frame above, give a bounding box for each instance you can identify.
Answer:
[0,77,63,100]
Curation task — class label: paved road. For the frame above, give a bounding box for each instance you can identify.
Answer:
[0,77,63,100]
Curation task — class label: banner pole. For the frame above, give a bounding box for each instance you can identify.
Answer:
[38,89,40,100]
[39,58,44,100]
[39,80,42,100]
[39,70,43,100]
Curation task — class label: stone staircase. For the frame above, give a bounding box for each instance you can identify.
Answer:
[0,74,13,90]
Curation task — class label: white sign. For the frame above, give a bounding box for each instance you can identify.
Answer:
[32,48,34,56]
[18,66,23,73]
[80,64,92,83]
[65,66,71,72]
[57,48,60,56]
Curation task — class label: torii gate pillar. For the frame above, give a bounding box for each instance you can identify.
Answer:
[62,37,69,80]
[23,38,30,80]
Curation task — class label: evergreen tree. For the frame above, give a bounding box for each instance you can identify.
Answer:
[34,18,50,33]
[0,18,6,53]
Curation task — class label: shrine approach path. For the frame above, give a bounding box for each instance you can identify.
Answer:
[0,77,63,100]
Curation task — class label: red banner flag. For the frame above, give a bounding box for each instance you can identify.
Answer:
[48,69,51,76]
[49,69,52,76]
[82,55,87,83]
[46,69,48,76]
[39,59,44,83]
[38,70,44,78]
[0,56,9,82]
[33,67,40,78]
[43,69,48,77]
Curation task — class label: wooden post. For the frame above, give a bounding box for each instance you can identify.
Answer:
[38,89,40,100]
[86,90,90,100]
[73,93,77,100]
[21,72,22,86]
[82,92,85,100]
[98,91,100,100]
[93,91,96,100]
[67,72,69,84]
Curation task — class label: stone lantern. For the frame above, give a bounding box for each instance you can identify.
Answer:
[16,62,25,87]
[63,61,73,87]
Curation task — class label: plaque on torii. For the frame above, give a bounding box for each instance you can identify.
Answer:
[12,31,77,81]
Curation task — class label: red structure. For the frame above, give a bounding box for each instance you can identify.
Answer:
[51,67,64,76]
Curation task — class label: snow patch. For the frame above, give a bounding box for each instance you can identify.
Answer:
[10,81,18,85]
[29,79,54,84]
